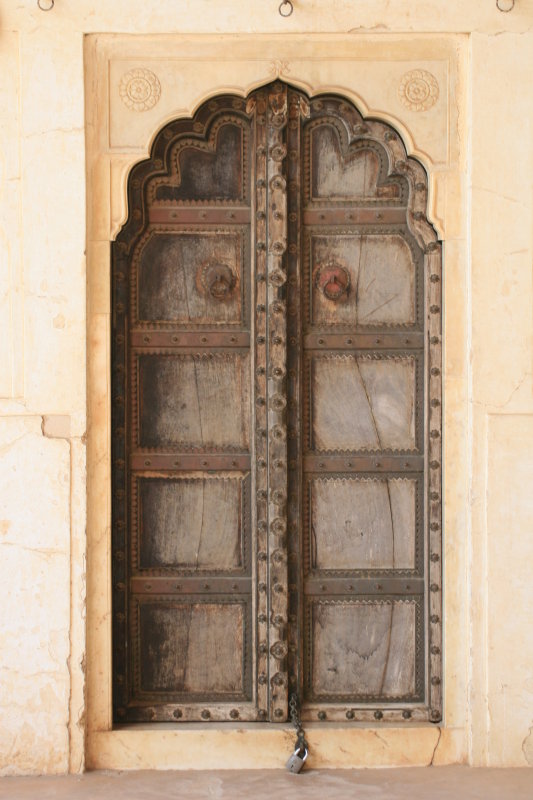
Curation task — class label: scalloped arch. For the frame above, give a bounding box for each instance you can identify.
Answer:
[113,79,441,242]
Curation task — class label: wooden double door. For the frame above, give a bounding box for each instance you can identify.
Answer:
[112,81,443,725]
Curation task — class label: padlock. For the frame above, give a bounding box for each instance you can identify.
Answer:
[285,746,308,773]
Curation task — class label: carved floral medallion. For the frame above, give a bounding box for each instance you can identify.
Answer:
[119,68,161,112]
[398,69,439,112]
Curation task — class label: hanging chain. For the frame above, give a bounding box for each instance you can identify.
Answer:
[289,693,308,754]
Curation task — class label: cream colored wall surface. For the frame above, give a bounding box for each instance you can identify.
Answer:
[0,0,532,776]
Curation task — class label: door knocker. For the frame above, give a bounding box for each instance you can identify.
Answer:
[315,263,351,301]
[198,261,236,300]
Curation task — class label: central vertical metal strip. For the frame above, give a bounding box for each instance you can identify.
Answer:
[266,83,289,721]
[252,89,269,721]
[286,88,308,703]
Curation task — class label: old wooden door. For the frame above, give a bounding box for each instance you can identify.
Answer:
[112,82,443,725]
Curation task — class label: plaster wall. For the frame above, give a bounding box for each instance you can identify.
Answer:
[0,0,532,775]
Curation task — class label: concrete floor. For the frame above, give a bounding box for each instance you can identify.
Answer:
[0,768,531,799]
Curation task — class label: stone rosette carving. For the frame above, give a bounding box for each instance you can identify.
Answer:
[398,69,439,112]
[119,68,161,112]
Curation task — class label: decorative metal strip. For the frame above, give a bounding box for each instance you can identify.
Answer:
[130,331,250,348]
[148,207,251,224]
[303,208,406,225]
[286,86,305,714]
[130,454,251,471]
[303,454,424,472]
[304,332,423,350]
[253,89,270,722]
[266,83,289,722]
[426,243,443,723]
[304,578,424,595]
[111,240,129,718]
[130,577,252,594]
[301,706,430,724]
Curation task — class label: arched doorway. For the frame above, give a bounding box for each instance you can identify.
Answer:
[111,81,442,725]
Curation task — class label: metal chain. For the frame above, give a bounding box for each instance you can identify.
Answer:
[289,694,308,753]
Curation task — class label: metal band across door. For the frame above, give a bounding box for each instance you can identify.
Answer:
[111,81,443,725]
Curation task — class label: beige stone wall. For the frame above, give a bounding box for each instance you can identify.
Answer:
[0,0,532,775]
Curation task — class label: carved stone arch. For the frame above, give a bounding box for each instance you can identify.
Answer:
[111,80,442,725]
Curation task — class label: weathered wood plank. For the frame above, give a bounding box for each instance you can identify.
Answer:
[136,230,243,324]
[138,601,246,695]
[310,355,416,452]
[308,599,417,700]
[137,352,250,450]
[311,125,380,199]
[152,122,246,202]
[137,475,244,570]
[309,234,415,327]
[309,477,416,570]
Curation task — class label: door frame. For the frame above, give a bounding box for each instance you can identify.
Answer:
[85,32,468,769]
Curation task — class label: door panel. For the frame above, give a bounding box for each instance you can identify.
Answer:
[308,476,417,571]
[150,120,248,203]
[299,94,431,723]
[308,233,416,327]
[136,474,247,571]
[112,81,443,726]
[135,230,245,325]
[306,598,420,700]
[309,126,381,200]
[136,352,251,450]
[135,599,250,697]
[307,354,418,453]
